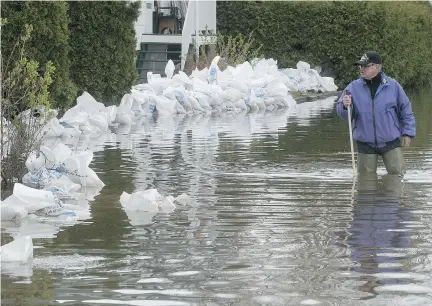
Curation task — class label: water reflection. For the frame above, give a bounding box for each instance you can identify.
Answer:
[348,174,412,296]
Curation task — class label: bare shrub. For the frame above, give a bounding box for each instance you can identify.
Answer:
[1,23,55,186]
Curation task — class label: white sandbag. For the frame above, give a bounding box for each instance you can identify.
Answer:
[251,90,267,110]
[133,83,156,93]
[1,203,28,220]
[163,87,192,112]
[232,61,254,80]
[44,174,81,193]
[172,71,192,89]
[79,121,97,134]
[63,151,97,186]
[115,113,132,125]
[207,56,220,84]
[186,93,204,112]
[253,58,279,77]
[89,113,109,132]
[296,61,311,73]
[228,79,249,94]
[101,105,117,123]
[3,183,57,214]
[85,168,105,187]
[174,100,186,114]
[193,92,212,111]
[234,99,248,110]
[148,77,173,95]
[131,98,144,116]
[76,91,105,113]
[320,76,338,92]
[155,95,177,117]
[25,152,39,172]
[120,189,161,212]
[38,146,56,169]
[61,108,89,127]
[60,122,82,138]
[222,88,243,103]
[0,236,33,262]
[120,94,134,111]
[51,143,72,163]
[165,59,175,79]
[191,67,209,81]
[42,117,65,137]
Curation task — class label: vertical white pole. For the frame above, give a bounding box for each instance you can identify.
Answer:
[347,105,357,176]
[195,1,199,65]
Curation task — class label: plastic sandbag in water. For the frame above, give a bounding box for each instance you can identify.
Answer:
[0,236,33,262]
[120,189,161,212]
[148,77,173,95]
[250,90,266,110]
[207,56,220,85]
[63,151,99,187]
[61,107,89,127]
[60,122,82,138]
[155,95,177,117]
[320,76,338,92]
[165,59,175,79]
[114,113,132,126]
[2,183,58,214]
[89,113,109,132]
[232,61,254,80]
[101,105,117,124]
[26,146,56,171]
[186,92,204,112]
[172,71,192,89]
[1,203,28,220]
[76,91,105,113]
[49,143,72,164]
[191,67,209,82]
[193,92,212,112]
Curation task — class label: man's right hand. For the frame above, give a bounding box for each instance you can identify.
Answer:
[342,94,352,108]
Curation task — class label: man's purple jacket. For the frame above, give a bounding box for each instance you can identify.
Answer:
[336,73,416,148]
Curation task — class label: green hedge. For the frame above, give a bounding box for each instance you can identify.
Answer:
[1,1,77,109]
[68,1,140,105]
[217,1,432,89]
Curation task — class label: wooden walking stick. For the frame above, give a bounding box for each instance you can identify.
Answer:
[346,91,357,176]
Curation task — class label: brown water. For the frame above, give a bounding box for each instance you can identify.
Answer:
[1,90,432,306]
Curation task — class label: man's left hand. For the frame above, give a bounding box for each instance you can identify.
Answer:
[402,136,411,148]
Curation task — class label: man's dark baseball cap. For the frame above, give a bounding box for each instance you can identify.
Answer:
[355,51,382,66]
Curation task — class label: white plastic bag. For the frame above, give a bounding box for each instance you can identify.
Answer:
[165,59,175,79]
[120,189,161,212]
[2,183,58,214]
[0,236,33,262]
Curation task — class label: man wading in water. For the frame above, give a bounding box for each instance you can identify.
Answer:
[336,51,416,176]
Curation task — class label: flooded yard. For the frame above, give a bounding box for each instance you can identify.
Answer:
[2,90,432,305]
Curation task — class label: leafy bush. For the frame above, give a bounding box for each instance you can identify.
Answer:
[68,1,141,105]
[1,1,77,109]
[217,1,432,89]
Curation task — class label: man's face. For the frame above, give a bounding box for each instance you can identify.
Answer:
[359,63,379,80]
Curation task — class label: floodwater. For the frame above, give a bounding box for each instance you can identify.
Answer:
[1,90,432,306]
